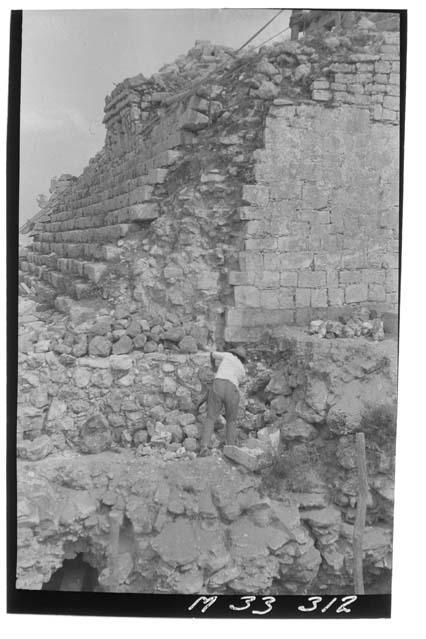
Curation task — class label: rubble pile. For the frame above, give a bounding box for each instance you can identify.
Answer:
[308,308,385,341]
[17,448,392,594]
[18,293,396,593]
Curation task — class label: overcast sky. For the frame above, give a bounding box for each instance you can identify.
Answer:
[19,9,290,223]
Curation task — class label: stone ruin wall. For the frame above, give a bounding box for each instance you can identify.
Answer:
[17,21,400,594]
[17,312,397,593]
[19,27,400,346]
[226,30,400,341]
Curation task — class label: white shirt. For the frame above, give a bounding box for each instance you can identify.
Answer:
[213,352,245,389]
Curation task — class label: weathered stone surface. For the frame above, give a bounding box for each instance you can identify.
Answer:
[88,336,112,357]
[17,435,53,461]
[223,445,273,471]
[163,327,185,343]
[133,334,147,349]
[78,357,110,369]
[113,335,133,354]
[126,495,153,534]
[183,424,199,439]
[144,341,158,353]
[294,63,311,81]
[168,567,204,594]
[327,379,391,435]
[152,520,198,566]
[91,317,112,336]
[72,335,88,357]
[60,491,97,523]
[290,492,329,509]
[47,398,67,421]
[265,373,292,396]
[74,367,92,388]
[183,437,197,452]
[257,426,280,453]
[305,377,328,415]
[229,517,290,559]
[280,419,318,441]
[91,369,113,388]
[30,387,49,409]
[80,413,112,453]
[255,80,280,99]
[270,395,292,415]
[162,377,177,394]
[336,436,357,469]
[178,336,198,354]
[208,565,241,588]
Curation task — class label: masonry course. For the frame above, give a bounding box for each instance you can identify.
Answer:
[20,25,399,344]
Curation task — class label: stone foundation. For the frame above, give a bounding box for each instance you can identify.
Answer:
[17,296,396,593]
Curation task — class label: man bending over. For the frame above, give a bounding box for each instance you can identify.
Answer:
[199,347,247,457]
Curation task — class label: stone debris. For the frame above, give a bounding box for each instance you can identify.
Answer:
[17,453,342,593]
[17,435,53,461]
[280,418,318,441]
[309,312,385,341]
[223,444,273,472]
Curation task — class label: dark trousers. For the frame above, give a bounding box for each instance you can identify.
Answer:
[200,378,240,448]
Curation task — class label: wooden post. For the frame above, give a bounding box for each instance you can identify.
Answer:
[290,23,300,41]
[108,509,122,592]
[353,432,369,594]
[290,9,303,41]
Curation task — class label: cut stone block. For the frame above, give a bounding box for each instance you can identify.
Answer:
[84,262,108,284]
[223,445,273,471]
[345,284,368,303]
[129,203,159,222]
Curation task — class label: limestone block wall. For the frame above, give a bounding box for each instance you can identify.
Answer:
[19,41,233,302]
[20,27,401,347]
[225,31,400,342]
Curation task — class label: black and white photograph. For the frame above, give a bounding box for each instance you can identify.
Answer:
[9,6,405,620]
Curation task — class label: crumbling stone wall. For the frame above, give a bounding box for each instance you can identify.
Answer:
[20,24,400,346]
[17,450,393,594]
[17,297,396,593]
[17,21,399,594]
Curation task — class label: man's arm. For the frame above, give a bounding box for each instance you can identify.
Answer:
[211,351,226,362]
[210,351,226,371]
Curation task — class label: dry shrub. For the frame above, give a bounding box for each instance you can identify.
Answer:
[261,442,322,494]
[360,403,397,449]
